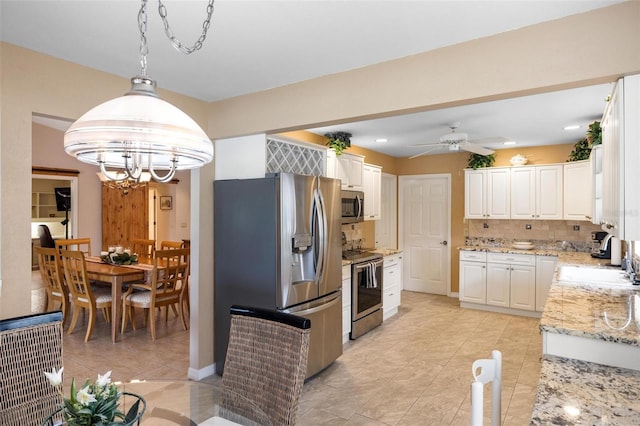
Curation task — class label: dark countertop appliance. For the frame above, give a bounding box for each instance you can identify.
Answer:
[343,249,383,339]
[591,233,613,259]
[214,173,343,379]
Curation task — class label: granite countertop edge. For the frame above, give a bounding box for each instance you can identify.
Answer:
[458,245,558,256]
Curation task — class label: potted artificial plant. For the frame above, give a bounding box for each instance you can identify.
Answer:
[467,153,496,169]
[324,131,352,156]
[568,121,601,161]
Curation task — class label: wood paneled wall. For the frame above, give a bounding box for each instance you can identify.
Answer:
[101,184,149,250]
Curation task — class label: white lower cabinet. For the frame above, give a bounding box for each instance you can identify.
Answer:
[382,254,402,320]
[342,265,351,343]
[459,251,487,304]
[486,263,510,307]
[460,250,549,316]
[536,255,558,312]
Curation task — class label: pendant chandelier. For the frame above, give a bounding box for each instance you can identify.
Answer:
[64,0,215,183]
[97,171,151,196]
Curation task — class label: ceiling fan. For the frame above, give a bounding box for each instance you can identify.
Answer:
[409,122,508,159]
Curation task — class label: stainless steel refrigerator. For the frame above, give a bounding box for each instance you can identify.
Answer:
[214,173,343,378]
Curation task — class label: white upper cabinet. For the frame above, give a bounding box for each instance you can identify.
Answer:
[335,152,364,190]
[464,168,510,219]
[511,165,562,220]
[601,75,640,240]
[563,160,591,221]
[375,173,397,249]
[590,145,603,226]
[363,163,382,221]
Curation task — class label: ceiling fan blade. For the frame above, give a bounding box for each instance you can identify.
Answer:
[468,136,510,144]
[408,142,445,148]
[460,143,495,156]
[408,146,442,159]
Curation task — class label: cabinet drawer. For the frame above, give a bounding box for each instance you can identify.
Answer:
[487,252,535,266]
[460,251,487,262]
[384,265,401,287]
[384,254,402,268]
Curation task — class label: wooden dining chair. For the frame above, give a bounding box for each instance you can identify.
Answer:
[131,238,156,257]
[0,311,63,426]
[155,241,187,318]
[121,248,190,340]
[60,249,112,342]
[55,238,92,256]
[221,305,311,426]
[160,240,184,250]
[35,246,69,327]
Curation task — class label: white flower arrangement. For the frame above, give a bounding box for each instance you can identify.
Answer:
[44,368,143,426]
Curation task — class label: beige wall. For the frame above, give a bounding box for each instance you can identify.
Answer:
[207,2,640,140]
[2,1,640,376]
[0,42,211,373]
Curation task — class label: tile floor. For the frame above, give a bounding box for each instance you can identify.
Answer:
[32,273,541,425]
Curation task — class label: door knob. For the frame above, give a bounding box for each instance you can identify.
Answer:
[440,241,448,246]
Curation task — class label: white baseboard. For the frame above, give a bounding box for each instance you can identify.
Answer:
[188,363,216,381]
[460,301,541,318]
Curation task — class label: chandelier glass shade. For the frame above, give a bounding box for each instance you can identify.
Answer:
[64,77,213,183]
[63,0,216,183]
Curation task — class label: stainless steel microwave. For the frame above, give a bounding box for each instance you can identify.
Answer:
[341,190,364,224]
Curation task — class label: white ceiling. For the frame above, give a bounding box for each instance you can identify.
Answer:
[1,0,623,157]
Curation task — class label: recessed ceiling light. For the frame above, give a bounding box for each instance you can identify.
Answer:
[375,138,388,143]
[564,125,581,130]
[503,141,517,146]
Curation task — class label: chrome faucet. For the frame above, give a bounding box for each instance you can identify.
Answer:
[624,240,638,284]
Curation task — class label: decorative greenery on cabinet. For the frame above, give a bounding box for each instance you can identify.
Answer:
[324,131,352,156]
[567,121,601,162]
[467,153,496,169]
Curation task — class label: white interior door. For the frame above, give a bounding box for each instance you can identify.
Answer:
[399,174,451,295]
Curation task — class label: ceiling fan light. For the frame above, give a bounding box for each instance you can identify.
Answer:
[440,132,468,144]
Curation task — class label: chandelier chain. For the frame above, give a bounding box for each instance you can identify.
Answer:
[138,0,149,75]
[158,0,215,55]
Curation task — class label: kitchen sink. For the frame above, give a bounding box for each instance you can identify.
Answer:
[557,265,633,287]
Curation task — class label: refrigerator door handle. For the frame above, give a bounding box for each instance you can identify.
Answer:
[313,186,327,284]
[284,291,341,316]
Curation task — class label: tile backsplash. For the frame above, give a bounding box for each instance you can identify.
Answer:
[342,223,365,251]
[466,219,604,252]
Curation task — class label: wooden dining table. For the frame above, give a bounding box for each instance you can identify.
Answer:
[84,256,153,343]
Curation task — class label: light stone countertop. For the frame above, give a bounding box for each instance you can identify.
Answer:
[540,251,639,345]
[530,355,640,425]
[458,245,558,257]
[530,251,640,424]
[369,248,403,257]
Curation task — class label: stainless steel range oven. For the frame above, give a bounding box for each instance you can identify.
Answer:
[343,250,383,339]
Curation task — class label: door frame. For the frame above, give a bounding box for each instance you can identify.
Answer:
[31,173,79,239]
[398,173,452,296]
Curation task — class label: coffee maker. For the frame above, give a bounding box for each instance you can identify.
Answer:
[591,231,613,259]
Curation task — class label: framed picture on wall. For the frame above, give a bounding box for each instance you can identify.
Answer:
[160,196,172,210]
